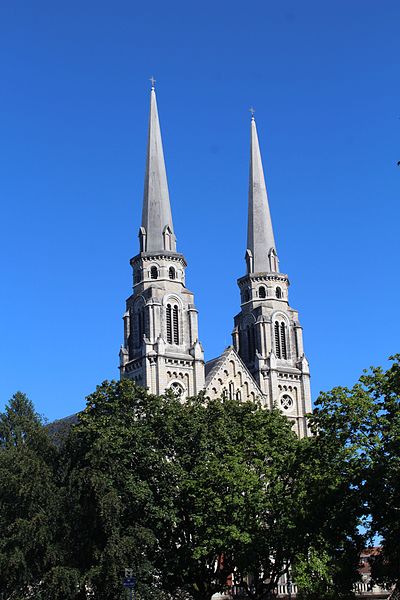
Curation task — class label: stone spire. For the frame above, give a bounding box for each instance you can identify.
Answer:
[246,115,279,274]
[140,84,176,253]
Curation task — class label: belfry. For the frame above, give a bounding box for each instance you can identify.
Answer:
[120,85,312,435]
[119,84,205,397]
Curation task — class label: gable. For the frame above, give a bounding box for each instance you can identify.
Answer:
[204,346,265,404]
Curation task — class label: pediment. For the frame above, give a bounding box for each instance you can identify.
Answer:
[204,346,265,404]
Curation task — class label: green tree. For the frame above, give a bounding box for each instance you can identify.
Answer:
[61,380,172,600]
[154,394,300,600]
[360,355,400,594]
[0,392,76,599]
[293,378,380,600]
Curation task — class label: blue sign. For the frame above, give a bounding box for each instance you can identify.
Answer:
[123,577,136,589]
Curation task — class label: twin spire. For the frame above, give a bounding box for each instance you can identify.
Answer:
[141,85,176,253]
[246,115,279,274]
[140,86,279,273]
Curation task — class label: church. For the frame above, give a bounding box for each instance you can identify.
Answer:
[119,84,312,438]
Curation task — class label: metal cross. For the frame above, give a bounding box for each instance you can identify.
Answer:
[149,76,156,89]
[249,106,255,118]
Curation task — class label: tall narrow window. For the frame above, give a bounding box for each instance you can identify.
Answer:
[281,322,287,359]
[169,266,176,280]
[151,266,158,280]
[259,286,266,299]
[173,305,179,344]
[137,309,145,347]
[247,325,255,361]
[229,382,234,400]
[276,287,282,299]
[166,304,172,344]
[275,321,281,358]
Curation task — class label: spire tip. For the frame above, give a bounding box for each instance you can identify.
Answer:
[249,106,255,121]
[149,76,156,90]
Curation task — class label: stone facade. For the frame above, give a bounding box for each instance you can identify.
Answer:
[119,86,312,434]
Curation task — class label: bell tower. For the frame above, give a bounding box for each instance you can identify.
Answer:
[232,114,312,436]
[119,84,205,398]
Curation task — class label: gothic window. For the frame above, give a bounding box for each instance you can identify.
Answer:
[166,303,180,345]
[236,390,242,401]
[274,321,281,358]
[166,304,172,344]
[151,266,158,279]
[169,266,176,280]
[173,305,179,344]
[259,286,266,299]
[275,320,288,359]
[229,382,234,400]
[281,322,287,359]
[276,287,282,299]
[280,394,293,410]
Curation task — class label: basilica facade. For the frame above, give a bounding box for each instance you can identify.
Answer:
[119,85,312,437]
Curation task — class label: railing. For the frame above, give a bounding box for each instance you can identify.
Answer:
[230,581,391,598]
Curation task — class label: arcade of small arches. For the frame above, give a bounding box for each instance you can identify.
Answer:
[242,285,284,303]
[134,264,181,284]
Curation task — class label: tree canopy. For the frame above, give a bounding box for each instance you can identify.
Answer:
[1,356,400,599]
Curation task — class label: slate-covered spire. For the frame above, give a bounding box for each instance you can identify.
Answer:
[246,115,279,274]
[140,84,176,253]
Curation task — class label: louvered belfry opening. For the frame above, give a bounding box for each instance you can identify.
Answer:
[280,322,287,359]
[166,304,172,344]
[173,305,179,344]
[166,304,179,345]
[275,320,287,359]
[275,321,281,358]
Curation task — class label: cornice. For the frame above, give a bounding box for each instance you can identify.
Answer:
[130,251,187,267]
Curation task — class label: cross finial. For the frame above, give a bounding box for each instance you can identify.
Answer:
[249,106,255,120]
[150,76,156,90]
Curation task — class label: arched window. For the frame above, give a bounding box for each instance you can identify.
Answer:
[169,266,176,280]
[229,382,234,401]
[173,305,179,344]
[275,320,288,359]
[276,287,282,299]
[274,321,281,358]
[236,390,242,402]
[166,304,172,344]
[259,286,266,299]
[151,266,158,280]
[281,322,287,359]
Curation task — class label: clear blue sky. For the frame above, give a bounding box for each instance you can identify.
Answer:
[1,1,399,421]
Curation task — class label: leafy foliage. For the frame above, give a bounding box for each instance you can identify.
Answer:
[1,357,400,599]
[0,392,65,598]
